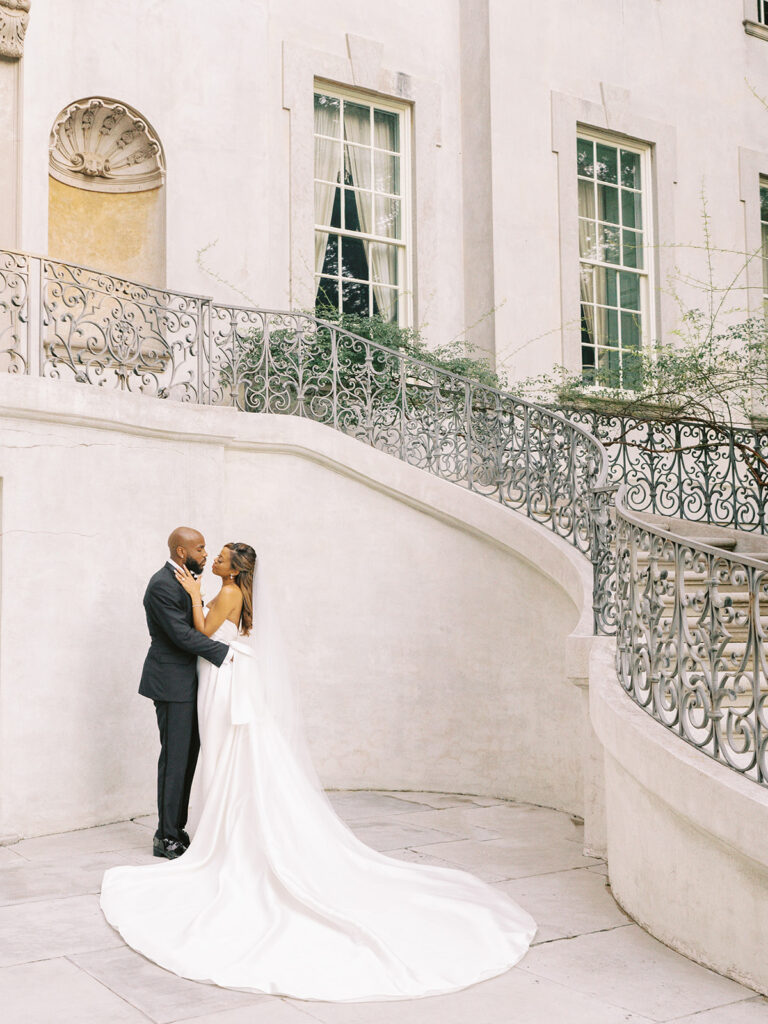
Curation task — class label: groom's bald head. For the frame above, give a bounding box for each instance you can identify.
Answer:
[168,527,208,574]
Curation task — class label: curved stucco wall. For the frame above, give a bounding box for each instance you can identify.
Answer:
[0,376,592,838]
[589,639,768,997]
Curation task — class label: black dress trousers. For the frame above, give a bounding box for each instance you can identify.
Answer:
[138,564,229,844]
[153,699,200,842]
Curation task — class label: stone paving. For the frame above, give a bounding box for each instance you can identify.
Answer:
[1,790,767,1024]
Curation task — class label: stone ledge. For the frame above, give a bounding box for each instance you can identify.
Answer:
[0,373,594,628]
[744,18,768,41]
[589,637,768,996]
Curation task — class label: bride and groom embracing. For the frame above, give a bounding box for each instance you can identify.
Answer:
[100,526,537,1003]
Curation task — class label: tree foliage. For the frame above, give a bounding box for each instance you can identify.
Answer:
[313,307,507,392]
[510,313,768,486]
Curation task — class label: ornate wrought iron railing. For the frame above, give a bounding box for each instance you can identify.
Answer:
[7,248,768,784]
[568,409,768,534]
[0,248,612,629]
[614,486,768,783]
[1,251,209,397]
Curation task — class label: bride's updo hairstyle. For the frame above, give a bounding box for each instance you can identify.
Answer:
[225,542,257,635]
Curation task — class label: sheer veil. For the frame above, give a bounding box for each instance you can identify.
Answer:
[100,555,538,1001]
[231,558,327,798]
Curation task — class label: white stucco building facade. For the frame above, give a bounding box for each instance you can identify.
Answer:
[3,0,768,381]
[6,1,768,998]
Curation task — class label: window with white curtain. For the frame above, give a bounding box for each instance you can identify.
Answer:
[314,87,409,323]
[577,132,652,389]
[758,1,768,26]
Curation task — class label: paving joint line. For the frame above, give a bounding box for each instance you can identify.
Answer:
[61,953,158,1023]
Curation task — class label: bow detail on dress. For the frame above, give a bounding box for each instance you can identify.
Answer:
[228,640,258,725]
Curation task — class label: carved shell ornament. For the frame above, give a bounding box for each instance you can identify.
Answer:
[0,0,31,60]
[49,98,166,194]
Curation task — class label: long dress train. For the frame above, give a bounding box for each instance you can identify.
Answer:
[100,620,536,1002]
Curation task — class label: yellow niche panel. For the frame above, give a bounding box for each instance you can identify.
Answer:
[48,177,166,287]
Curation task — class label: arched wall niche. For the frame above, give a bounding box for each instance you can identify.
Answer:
[47,97,167,286]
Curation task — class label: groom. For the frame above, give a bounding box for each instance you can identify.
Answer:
[139,527,231,859]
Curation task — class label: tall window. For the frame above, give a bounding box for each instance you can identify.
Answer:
[314,87,409,323]
[761,181,768,303]
[577,133,651,389]
[758,1,768,26]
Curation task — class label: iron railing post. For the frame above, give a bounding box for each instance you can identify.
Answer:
[28,253,41,378]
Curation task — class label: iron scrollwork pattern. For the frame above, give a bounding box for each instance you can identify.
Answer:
[0,249,29,375]
[590,484,618,636]
[568,410,768,534]
[14,247,768,783]
[0,249,614,624]
[209,305,608,562]
[41,258,203,400]
[615,485,768,783]
[0,250,612,634]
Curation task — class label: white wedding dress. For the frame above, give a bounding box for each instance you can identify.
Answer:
[101,616,536,1002]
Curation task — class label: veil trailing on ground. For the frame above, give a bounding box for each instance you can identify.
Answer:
[100,554,537,1001]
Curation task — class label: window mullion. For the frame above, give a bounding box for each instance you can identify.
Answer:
[314,85,407,324]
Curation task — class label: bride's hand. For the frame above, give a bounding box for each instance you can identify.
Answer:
[175,564,202,600]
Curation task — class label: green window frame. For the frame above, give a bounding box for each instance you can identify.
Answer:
[577,132,651,389]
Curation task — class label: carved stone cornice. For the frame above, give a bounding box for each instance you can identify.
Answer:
[0,0,30,60]
[49,97,165,193]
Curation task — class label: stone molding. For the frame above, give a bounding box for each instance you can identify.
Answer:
[738,146,768,316]
[0,373,592,835]
[550,87,678,373]
[281,35,441,321]
[49,96,165,194]
[744,19,768,41]
[743,0,768,40]
[0,370,593,631]
[0,0,30,60]
[590,637,768,995]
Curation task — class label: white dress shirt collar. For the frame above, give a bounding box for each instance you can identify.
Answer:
[167,559,200,580]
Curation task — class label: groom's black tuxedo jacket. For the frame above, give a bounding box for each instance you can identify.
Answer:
[139,564,229,703]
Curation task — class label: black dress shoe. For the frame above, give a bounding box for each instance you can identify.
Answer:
[153,837,186,859]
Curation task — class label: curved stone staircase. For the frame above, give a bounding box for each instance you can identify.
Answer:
[2,246,768,786]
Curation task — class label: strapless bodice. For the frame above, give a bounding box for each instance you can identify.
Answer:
[210,619,239,644]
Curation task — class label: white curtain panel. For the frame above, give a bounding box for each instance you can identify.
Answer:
[344,104,398,320]
[314,100,341,290]
[578,180,596,348]
[579,269,595,354]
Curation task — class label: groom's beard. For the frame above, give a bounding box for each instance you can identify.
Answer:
[185,556,205,576]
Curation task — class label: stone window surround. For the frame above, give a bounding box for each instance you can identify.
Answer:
[738,147,768,313]
[551,87,677,375]
[313,82,411,325]
[282,34,441,322]
[576,128,651,388]
[744,0,768,41]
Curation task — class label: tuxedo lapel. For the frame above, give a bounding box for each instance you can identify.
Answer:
[164,564,192,614]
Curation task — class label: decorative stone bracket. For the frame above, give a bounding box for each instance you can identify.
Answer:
[0,0,30,60]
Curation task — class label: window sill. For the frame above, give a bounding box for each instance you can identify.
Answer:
[744,19,768,41]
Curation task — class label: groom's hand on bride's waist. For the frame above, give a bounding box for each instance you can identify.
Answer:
[229,641,255,658]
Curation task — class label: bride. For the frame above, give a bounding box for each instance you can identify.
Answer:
[100,543,537,1002]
